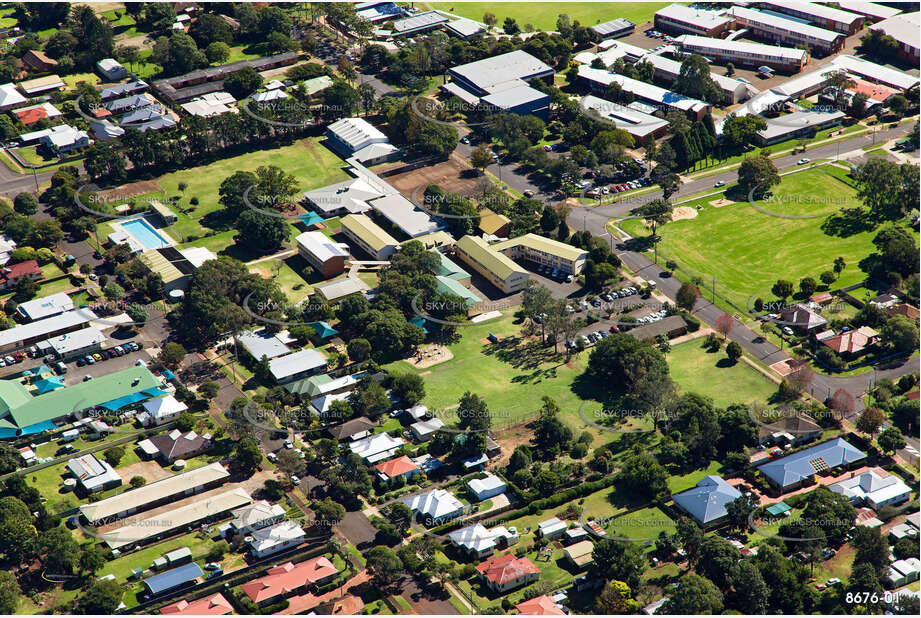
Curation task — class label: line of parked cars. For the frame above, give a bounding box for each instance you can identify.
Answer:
[533,263,574,283]
[567,329,611,349]
[645,29,679,43]
[0,352,27,368]
[636,309,669,324]
[75,341,141,367]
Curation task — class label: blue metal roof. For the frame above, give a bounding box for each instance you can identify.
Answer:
[757,438,866,489]
[672,475,742,524]
[143,563,203,595]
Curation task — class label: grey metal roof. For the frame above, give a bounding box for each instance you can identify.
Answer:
[144,563,203,595]
[757,438,866,488]
[591,18,635,36]
[481,84,548,110]
[449,50,554,95]
[672,475,741,524]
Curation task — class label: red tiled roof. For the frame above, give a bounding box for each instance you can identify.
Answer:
[849,77,899,102]
[887,303,920,320]
[476,553,539,586]
[516,595,565,615]
[160,593,233,615]
[240,557,340,603]
[14,106,47,125]
[907,391,919,400]
[810,292,833,304]
[321,595,365,615]
[822,326,878,354]
[375,455,419,478]
[91,107,112,118]
[0,259,41,283]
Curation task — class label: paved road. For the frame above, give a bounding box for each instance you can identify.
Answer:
[566,128,920,414]
[0,153,58,198]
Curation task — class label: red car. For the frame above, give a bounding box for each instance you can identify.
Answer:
[609,324,620,333]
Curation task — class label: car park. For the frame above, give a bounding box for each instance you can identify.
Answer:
[92,353,103,362]
[84,355,95,365]
[566,274,573,283]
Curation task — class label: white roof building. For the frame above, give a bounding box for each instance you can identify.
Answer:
[829,468,912,509]
[237,330,292,361]
[0,309,98,351]
[16,292,74,322]
[303,177,383,217]
[326,117,400,163]
[252,89,288,103]
[142,395,189,425]
[248,520,306,557]
[402,488,465,523]
[0,234,16,266]
[410,418,444,441]
[372,193,443,238]
[41,326,106,358]
[350,432,405,464]
[468,473,507,501]
[0,83,27,109]
[268,349,327,383]
[311,391,350,416]
[448,524,517,556]
[538,517,568,538]
[67,454,122,493]
[295,231,349,264]
[580,95,669,139]
[229,500,286,534]
[577,65,708,114]
[180,92,237,117]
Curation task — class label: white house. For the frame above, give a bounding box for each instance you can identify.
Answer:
[227,501,287,537]
[468,473,507,502]
[448,523,519,559]
[24,125,90,153]
[829,468,911,510]
[410,418,444,442]
[538,517,567,539]
[402,488,466,525]
[326,116,400,164]
[349,432,404,464]
[247,520,307,558]
[141,395,188,426]
[97,58,129,81]
[67,454,122,493]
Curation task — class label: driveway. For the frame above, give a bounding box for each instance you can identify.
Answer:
[336,509,378,550]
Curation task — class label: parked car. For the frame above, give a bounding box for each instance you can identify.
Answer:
[797,158,811,165]
[84,355,95,365]
[714,180,725,187]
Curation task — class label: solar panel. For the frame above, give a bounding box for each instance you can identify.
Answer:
[809,457,829,472]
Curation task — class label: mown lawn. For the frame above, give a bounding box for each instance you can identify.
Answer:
[99,531,217,583]
[621,166,894,309]
[148,138,349,241]
[666,340,777,408]
[383,311,605,438]
[422,2,669,30]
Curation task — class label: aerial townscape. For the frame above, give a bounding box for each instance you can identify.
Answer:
[0,1,919,617]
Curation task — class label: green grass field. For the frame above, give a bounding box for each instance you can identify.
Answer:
[666,340,777,408]
[621,166,892,309]
[422,2,669,30]
[148,138,349,241]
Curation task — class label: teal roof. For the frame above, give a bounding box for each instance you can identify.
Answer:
[307,321,339,339]
[766,502,792,516]
[32,377,65,394]
[437,252,469,280]
[436,276,482,306]
[298,212,325,227]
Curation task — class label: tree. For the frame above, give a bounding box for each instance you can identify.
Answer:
[199,381,219,402]
[234,438,262,476]
[13,193,38,216]
[78,546,106,576]
[483,12,497,28]
[881,315,919,354]
[771,280,794,301]
[660,574,723,614]
[224,66,263,99]
[158,341,186,368]
[725,62,735,76]
[591,538,644,588]
[588,335,672,414]
[151,32,206,76]
[38,526,80,574]
[130,475,146,488]
[102,446,124,467]
[0,443,23,474]
[236,210,288,253]
[675,282,700,312]
[470,144,492,174]
[634,198,672,238]
[503,16,520,35]
[348,377,390,416]
[877,426,906,455]
[77,579,122,614]
[726,341,743,364]
[737,154,780,198]
[615,451,668,501]
[854,159,919,221]
[0,571,21,614]
[827,388,855,417]
[347,338,371,362]
[799,276,817,297]
[312,498,346,531]
[856,406,886,436]
[366,546,404,590]
[674,54,721,104]
[205,41,231,64]
[730,561,768,614]
[595,580,638,614]
[820,270,836,285]
[390,372,425,406]
[696,536,741,589]
[852,526,890,576]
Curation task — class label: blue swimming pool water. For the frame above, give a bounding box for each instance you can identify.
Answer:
[122,219,170,250]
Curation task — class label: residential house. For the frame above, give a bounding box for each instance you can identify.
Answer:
[0,82,27,110]
[21,50,58,72]
[757,438,867,491]
[564,540,595,570]
[829,467,912,510]
[350,432,404,464]
[410,418,445,441]
[240,557,339,604]
[247,521,307,559]
[779,303,828,333]
[757,413,822,447]
[139,429,212,464]
[225,500,287,537]
[375,455,421,483]
[12,102,63,125]
[538,517,567,540]
[476,554,540,593]
[67,454,122,494]
[671,475,743,527]
[316,595,365,615]
[468,473,507,501]
[516,595,566,615]
[160,593,233,615]
[402,488,466,525]
[821,326,879,358]
[268,349,328,385]
[0,259,42,291]
[326,416,376,441]
[143,563,203,597]
[448,523,519,559]
[97,58,129,81]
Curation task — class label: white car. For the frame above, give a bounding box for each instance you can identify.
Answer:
[290,475,301,486]
[714,180,725,187]
[797,158,811,165]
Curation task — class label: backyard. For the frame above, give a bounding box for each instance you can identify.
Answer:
[666,340,778,408]
[620,166,897,310]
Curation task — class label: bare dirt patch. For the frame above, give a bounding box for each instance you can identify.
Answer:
[670,206,698,221]
[492,421,534,468]
[97,180,163,202]
[709,198,735,208]
[405,343,453,369]
[117,460,172,484]
[479,334,506,345]
[382,153,487,199]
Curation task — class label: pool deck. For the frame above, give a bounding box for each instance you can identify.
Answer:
[112,215,178,251]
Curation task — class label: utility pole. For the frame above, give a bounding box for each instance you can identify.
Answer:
[711,276,716,303]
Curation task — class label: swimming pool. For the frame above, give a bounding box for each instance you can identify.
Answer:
[121,218,172,250]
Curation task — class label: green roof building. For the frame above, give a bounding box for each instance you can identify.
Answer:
[454,235,529,295]
[0,366,162,438]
